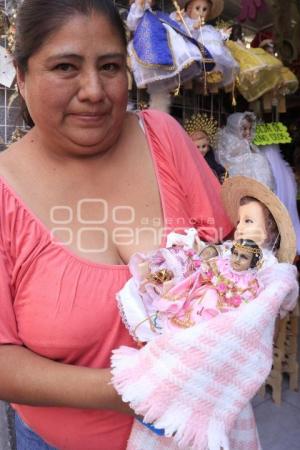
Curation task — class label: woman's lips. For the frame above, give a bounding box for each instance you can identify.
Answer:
[69,112,106,124]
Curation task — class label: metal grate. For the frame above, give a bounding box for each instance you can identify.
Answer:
[0,0,24,147]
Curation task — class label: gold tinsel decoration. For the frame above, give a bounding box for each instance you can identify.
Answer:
[9,127,27,144]
[7,8,17,54]
[184,113,218,147]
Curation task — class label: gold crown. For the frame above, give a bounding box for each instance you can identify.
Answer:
[215,19,233,31]
[233,241,263,257]
[184,113,218,147]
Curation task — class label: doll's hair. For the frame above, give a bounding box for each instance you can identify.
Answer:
[229,23,243,42]
[240,196,280,252]
[199,244,219,260]
[231,238,263,269]
[241,114,254,126]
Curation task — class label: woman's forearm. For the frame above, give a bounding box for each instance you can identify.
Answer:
[0,344,132,415]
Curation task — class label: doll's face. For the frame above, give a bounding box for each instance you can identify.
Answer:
[187,0,211,20]
[199,245,218,260]
[191,130,210,155]
[230,247,252,271]
[262,42,275,55]
[234,201,267,247]
[240,119,252,141]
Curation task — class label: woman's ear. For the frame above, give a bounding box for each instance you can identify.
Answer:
[16,65,26,99]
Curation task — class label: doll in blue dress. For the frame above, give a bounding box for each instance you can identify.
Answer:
[126,0,215,111]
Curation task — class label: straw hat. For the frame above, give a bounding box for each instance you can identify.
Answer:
[221,176,296,263]
[180,0,224,21]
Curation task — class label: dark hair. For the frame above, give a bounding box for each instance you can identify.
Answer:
[14,0,127,126]
[229,24,243,42]
[231,238,263,269]
[240,196,280,252]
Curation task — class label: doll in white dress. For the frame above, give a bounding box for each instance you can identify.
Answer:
[171,0,239,92]
[214,111,275,190]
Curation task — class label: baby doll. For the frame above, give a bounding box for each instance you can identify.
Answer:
[171,0,239,93]
[148,239,263,333]
[126,0,215,112]
[117,235,263,342]
[184,113,226,182]
[226,24,283,103]
[214,111,275,189]
[256,37,299,113]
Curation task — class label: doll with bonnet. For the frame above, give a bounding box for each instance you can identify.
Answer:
[184,113,225,182]
[126,0,215,112]
[171,0,239,93]
[214,111,275,189]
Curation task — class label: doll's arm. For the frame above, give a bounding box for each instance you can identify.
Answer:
[126,0,148,32]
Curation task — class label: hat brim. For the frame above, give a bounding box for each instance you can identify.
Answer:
[181,0,224,21]
[221,176,296,263]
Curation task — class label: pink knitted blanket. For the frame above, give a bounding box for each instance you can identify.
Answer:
[111,263,298,450]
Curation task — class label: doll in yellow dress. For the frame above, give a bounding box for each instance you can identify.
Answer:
[226,24,282,103]
[256,37,299,112]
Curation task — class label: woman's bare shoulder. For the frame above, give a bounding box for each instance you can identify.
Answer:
[0,137,31,182]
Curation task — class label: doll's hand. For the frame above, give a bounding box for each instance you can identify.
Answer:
[193,17,203,30]
[175,9,185,22]
[135,0,146,9]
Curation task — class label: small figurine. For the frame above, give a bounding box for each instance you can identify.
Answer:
[184,113,226,182]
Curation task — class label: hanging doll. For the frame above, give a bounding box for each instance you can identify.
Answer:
[171,0,239,93]
[226,24,283,103]
[112,176,298,450]
[214,111,275,189]
[253,35,299,113]
[126,0,215,112]
[184,113,226,182]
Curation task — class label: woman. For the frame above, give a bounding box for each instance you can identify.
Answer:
[0,1,232,449]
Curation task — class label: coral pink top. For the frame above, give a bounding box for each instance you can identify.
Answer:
[0,110,232,450]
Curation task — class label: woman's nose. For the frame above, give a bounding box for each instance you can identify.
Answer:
[78,70,105,103]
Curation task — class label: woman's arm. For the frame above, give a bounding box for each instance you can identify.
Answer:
[0,344,132,414]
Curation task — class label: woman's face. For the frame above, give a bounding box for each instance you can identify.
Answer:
[187,0,211,21]
[240,119,252,141]
[191,130,210,155]
[17,12,128,157]
[230,247,252,272]
[234,200,267,247]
